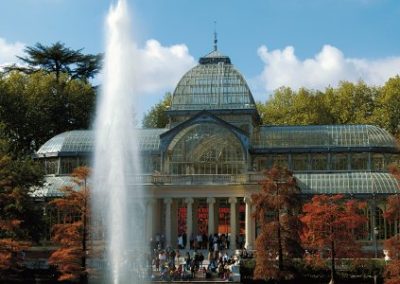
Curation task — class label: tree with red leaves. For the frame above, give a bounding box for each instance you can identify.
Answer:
[383,165,400,284]
[48,166,90,283]
[300,194,367,284]
[252,166,302,281]
[0,131,43,277]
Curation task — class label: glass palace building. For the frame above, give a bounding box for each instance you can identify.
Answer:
[35,47,400,250]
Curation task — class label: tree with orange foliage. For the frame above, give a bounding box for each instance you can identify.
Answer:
[48,166,90,283]
[383,164,400,284]
[252,166,302,281]
[0,132,43,278]
[300,194,367,284]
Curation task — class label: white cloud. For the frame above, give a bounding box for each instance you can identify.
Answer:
[134,39,196,94]
[0,37,25,68]
[256,44,400,92]
[95,38,196,123]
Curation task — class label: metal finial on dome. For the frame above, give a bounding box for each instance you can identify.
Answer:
[213,21,218,51]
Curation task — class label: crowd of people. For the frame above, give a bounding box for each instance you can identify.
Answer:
[149,232,247,281]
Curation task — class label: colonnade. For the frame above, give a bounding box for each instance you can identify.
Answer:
[145,196,396,253]
[146,196,255,250]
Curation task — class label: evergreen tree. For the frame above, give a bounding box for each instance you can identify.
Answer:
[5,42,102,82]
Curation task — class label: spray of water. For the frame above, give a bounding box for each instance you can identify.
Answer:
[92,0,146,282]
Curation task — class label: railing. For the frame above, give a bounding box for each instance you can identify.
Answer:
[45,173,265,187]
[151,173,264,185]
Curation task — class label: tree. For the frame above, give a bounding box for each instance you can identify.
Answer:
[0,128,43,276]
[257,80,378,127]
[383,165,400,284]
[142,92,172,128]
[72,54,103,82]
[300,195,367,284]
[5,42,102,82]
[0,71,96,155]
[373,76,400,138]
[323,81,376,125]
[48,166,90,283]
[251,166,302,281]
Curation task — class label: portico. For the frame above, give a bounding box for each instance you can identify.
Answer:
[146,193,255,250]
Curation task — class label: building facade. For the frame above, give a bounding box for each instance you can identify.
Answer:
[35,47,400,251]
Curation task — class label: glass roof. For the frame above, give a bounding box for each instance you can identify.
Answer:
[170,50,256,111]
[31,175,79,197]
[252,125,398,149]
[295,172,400,195]
[36,129,168,157]
[32,172,400,197]
[137,129,168,151]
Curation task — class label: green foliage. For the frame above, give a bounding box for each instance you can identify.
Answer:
[373,76,400,137]
[257,79,400,137]
[142,92,172,128]
[5,42,102,82]
[0,71,96,155]
[0,127,44,244]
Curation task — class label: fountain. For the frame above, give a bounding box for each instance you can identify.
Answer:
[92,0,147,283]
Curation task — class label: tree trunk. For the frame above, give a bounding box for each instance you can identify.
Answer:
[277,219,283,271]
[330,236,336,284]
[276,185,283,273]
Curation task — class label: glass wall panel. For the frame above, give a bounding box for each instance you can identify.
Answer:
[310,154,328,171]
[269,154,288,168]
[60,158,78,174]
[78,157,89,167]
[372,154,385,171]
[292,154,309,171]
[44,158,59,175]
[254,157,267,171]
[331,153,348,171]
[141,154,161,173]
[351,153,369,170]
[168,123,245,174]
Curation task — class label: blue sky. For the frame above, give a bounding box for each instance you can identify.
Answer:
[1,0,400,121]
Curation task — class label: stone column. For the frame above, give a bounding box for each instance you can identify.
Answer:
[229,197,237,250]
[185,197,194,250]
[244,197,253,249]
[164,198,173,247]
[146,199,155,242]
[207,197,216,235]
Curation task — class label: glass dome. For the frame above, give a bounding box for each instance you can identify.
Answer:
[170,50,256,111]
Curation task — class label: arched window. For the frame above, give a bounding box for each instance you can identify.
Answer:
[167,123,246,175]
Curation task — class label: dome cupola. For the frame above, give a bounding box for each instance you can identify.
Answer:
[170,47,256,112]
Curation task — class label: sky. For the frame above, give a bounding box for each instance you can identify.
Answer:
[1,0,400,122]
